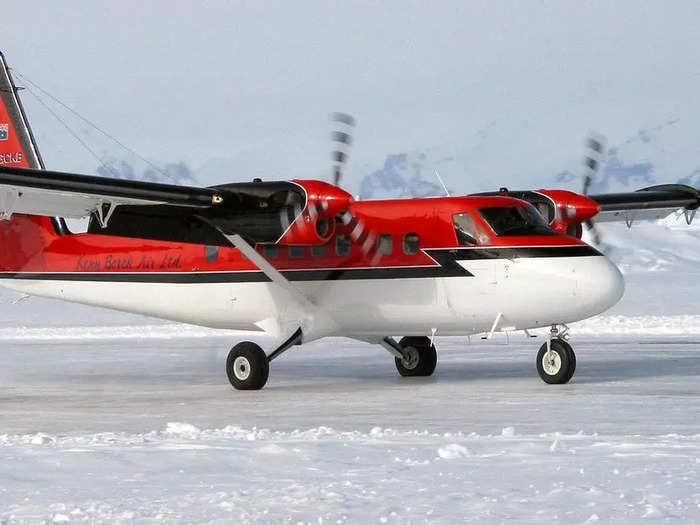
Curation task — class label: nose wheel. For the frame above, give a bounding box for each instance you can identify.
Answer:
[536,338,576,384]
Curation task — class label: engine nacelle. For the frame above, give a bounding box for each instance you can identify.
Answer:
[536,189,601,237]
[276,180,353,245]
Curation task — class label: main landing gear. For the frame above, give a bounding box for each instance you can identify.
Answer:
[536,325,576,384]
[382,336,437,377]
[227,332,438,390]
[226,341,269,390]
[226,328,303,390]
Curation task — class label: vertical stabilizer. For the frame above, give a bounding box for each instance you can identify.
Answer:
[0,52,44,170]
[0,51,57,240]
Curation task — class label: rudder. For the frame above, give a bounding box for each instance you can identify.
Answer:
[0,51,57,264]
[0,51,44,170]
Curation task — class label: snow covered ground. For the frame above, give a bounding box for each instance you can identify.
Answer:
[1,329,700,524]
[0,219,698,523]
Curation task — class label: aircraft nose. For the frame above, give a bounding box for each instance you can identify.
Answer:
[580,255,625,315]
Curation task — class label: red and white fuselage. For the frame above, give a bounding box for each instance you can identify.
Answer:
[0,189,625,342]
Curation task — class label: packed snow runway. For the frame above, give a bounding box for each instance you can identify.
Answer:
[1,320,700,523]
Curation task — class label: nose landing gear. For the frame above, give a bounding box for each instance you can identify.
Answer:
[536,325,576,384]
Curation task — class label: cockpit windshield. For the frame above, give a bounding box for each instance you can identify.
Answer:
[479,204,554,236]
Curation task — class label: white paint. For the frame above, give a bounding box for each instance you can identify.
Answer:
[0,255,624,342]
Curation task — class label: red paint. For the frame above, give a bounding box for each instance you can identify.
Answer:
[0,95,30,170]
[0,90,62,251]
[536,189,600,235]
[276,180,353,245]
[0,185,591,276]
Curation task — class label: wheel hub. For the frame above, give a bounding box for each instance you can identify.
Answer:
[542,350,562,376]
[233,356,251,381]
[401,347,420,370]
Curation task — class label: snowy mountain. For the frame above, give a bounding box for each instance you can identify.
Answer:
[96,158,197,186]
[358,153,444,200]
[553,148,656,194]
[356,118,700,199]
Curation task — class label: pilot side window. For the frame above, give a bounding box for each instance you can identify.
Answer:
[403,233,419,255]
[336,235,351,256]
[535,202,554,223]
[453,213,479,245]
[377,234,393,255]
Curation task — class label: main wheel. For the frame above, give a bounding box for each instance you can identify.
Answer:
[226,341,269,390]
[536,339,575,384]
[556,338,576,382]
[395,336,437,377]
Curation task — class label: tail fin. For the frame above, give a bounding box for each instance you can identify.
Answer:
[0,51,57,246]
[0,51,43,169]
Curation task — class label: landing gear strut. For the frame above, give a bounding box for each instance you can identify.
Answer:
[536,325,576,384]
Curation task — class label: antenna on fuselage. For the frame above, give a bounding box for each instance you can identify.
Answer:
[434,170,450,196]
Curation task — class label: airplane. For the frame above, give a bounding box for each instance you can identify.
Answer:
[0,51,697,390]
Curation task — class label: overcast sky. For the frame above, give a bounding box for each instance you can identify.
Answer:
[4,1,700,191]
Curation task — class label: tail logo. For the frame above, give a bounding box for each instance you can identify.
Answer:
[0,123,8,141]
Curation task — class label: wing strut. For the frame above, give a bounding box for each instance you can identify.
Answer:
[224,233,316,309]
[94,201,118,228]
[221,233,338,343]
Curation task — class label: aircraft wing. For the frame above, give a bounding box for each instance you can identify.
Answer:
[589,184,699,223]
[0,164,313,246]
[0,165,222,221]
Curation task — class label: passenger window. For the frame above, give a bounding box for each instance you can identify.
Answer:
[403,233,419,255]
[311,245,326,257]
[335,235,351,256]
[289,246,305,258]
[263,245,279,259]
[453,213,478,245]
[377,234,393,255]
[204,245,219,262]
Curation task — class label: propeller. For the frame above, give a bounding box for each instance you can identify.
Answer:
[581,133,606,246]
[330,112,356,187]
[329,113,384,264]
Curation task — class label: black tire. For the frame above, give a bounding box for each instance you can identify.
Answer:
[226,341,269,390]
[557,338,577,382]
[536,339,574,384]
[395,336,437,377]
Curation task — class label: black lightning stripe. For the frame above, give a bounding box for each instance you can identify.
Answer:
[1,245,601,283]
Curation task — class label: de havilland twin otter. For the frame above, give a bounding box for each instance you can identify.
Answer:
[0,52,698,390]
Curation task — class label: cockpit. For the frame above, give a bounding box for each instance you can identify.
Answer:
[453,203,554,245]
[479,204,554,236]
